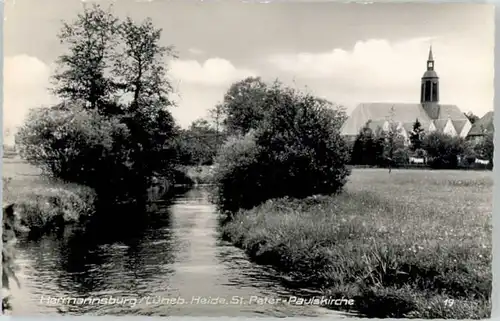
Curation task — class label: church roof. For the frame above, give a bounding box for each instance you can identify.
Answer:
[401,122,415,133]
[437,104,467,119]
[433,119,448,132]
[422,70,438,78]
[340,102,467,136]
[451,119,467,134]
[468,111,494,136]
[366,120,387,132]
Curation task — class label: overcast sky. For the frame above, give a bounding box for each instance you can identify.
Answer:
[3,0,494,143]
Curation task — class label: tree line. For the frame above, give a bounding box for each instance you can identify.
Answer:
[349,117,493,170]
[175,91,494,172]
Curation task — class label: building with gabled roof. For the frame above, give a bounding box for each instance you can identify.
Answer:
[341,46,472,140]
[467,111,494,143]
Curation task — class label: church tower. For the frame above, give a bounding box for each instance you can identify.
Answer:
[421,46,440,119]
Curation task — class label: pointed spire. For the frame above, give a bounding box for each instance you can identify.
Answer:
[428,45,434,61]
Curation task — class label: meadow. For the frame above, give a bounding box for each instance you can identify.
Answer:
[2,159,96,232]
[220,168,492,318]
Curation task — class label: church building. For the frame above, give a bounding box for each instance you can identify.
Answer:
[340,47,472,142]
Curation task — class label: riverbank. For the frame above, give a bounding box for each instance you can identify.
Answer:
[3,159,96,233]
[220,168,492,319]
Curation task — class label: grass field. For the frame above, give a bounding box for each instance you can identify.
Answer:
[221,168,493,318]
[2,159,96,231]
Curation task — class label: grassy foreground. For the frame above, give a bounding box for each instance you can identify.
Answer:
[3,159,96,232]
[221,168,492,318]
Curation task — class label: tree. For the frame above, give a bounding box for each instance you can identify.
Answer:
[474,132,494,163]
[255,83,351,199]
[19,5,179,206]
[209,102,225,149]
[409,118,425,151]
[113,17,177,110]
[422,132,466,169]
[351,121,378,165]
[464,111,480,124]
[213,82,351,213]
[111,16,178,196]
[381,106,405,173]
[174,119,221,166]
[217,77,269,136]
[51,4,119,111]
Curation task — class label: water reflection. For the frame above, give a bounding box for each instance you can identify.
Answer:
[11,186,347,317]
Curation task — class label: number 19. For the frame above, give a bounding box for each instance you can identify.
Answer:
[444,299,455,307]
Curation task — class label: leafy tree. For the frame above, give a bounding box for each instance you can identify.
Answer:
[213,82,352,213]
[16,105,131,191]
[409,118,425,151]
[113,17,177,110]
[255,83,351,199]
[174,119,222,166]
[217,77,269,136]
[51,4,119,111]
[464,111,480,124]
[112,16,178,196]
[351,121,377,165]
[18,5,179,206]
[474,132,494,162]
[381,106,406,172]
[422,132,466,169]
[208,102,225,148]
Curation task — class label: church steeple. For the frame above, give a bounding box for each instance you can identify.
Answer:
[427,45,434,70]
[420,45,440,118]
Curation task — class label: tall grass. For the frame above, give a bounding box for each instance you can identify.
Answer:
[3,160,96,232]
[220,169,492,318]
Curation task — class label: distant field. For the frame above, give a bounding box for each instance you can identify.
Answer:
[3,159,46,204]
[222,168,493,318]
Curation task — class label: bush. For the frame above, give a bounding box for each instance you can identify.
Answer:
[16,186,96,232]
[393,147,410,166]
[213,130,263,213]
[15,104,134,203]
[422,132,466,169]
[173,119,222,166]
[3,166,97,233]
[213,83,351,214]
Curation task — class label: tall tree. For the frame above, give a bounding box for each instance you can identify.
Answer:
[382,106,405,173]
[209,103,225,148]
[351,121,378,165]
[43,4,179,205]
[51,4,119,111]
[409,118,425,151]
[112,16,179,193]
[219,77,269,136]
[113,17,177,110]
